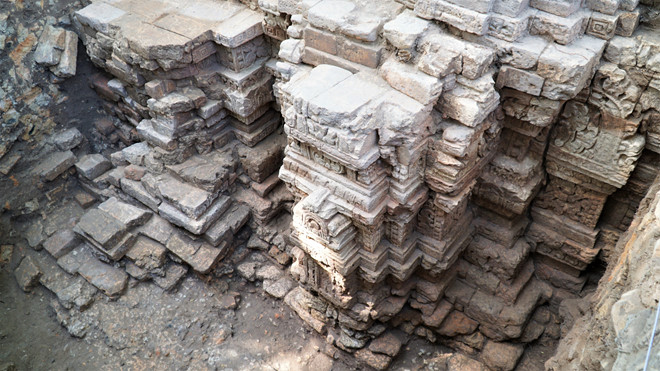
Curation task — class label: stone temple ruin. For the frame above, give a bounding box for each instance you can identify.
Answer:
[10,0,660,369]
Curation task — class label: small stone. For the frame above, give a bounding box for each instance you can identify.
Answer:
[138,215,174,245]
[51,30,77,77]
[125,261,150,281]
[203,204,250,246]
[43,229,78,259]
[217,291,241,310]
[34,25,66,66]
[35,150,76,181]
[74,209,128,249]
[256,265,283,281]
[263,277,295,299]
[278,39,304,64]
[437,311,478,336]
[75,154,112,180]
[122,142,150,166]
[268,245,291,266]
[15,256,42,292]
[124,164,146,181]
[355,348,391,370]
[51,128,83,151]
[152,262,188,291]
[94,117,116,136]
[251,173,281,197]
[0,154,21,175]
[247,235,269,250]
[481,341,524,371]
[57,279,97,310]
[97,197,151,228]
[237,261,259,281]
[125,236,167,270]
[121,179,161,212]
[0,245,13,264]
[25,222,45,250]
[212,327,232,344]
[75,247,128,297]
[198,99,223,119]
[144,79,176,99]
[368,331,403,357]
[74,191,96,208]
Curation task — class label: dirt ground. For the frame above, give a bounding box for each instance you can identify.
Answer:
[0,1,556,370]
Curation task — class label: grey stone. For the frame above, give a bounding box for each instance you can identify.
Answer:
[97,197,151,228]
[496,65,544,96]
[247,235,269,250]
[51,30,77,77]
[383,10,430,50]
[43,229,78,259]
[137,120,177,150]
[165,232,227,273]
[52,128,83,151]
[75,154,112,180]
[75,246,128,297]
[198,99,223,119]
[203,204,250,246]
[74,209,128,249]
[122,142,151,166]
[25,222,45,250]
[138,215,174,245]
[263,277,295,299]
[35,150,76,181]
[121,179,161,212]
[125,236,167,270]
[237,261,259,281]
[153,262,188,290]
[256,265,283,281]
[34,25,66,66]
[107,79,128,98]
[56,245,87,275]
[125,261,150,281]
[75,2,126,34]
[157,174,217,219]
[15,256,41,292]
[158,195,231,235]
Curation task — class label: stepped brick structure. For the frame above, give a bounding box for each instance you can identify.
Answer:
[65,0,660,368]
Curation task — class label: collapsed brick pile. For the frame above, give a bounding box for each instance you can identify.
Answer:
[68,0,296,280]
[45,0,660,369]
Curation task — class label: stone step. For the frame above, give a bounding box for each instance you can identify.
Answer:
[203,203,251,246]
[74,208,130,250]
[125,235,168,271]
[237,131,286,183]
[97,197,152,228]
[43,229,79,259]
[166,150,235,193]
[57,244,129,297]
[159,194,232,235]
[463,237,531,282]
[75,154,112,180]
[152,262,188,290]
[33,252,97,310]
[156,174,219,219]
[73,198,151,261]
[165,231,230,274]
[121,178,161,212]
[34,150,77,182]
[463,277,553,341]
